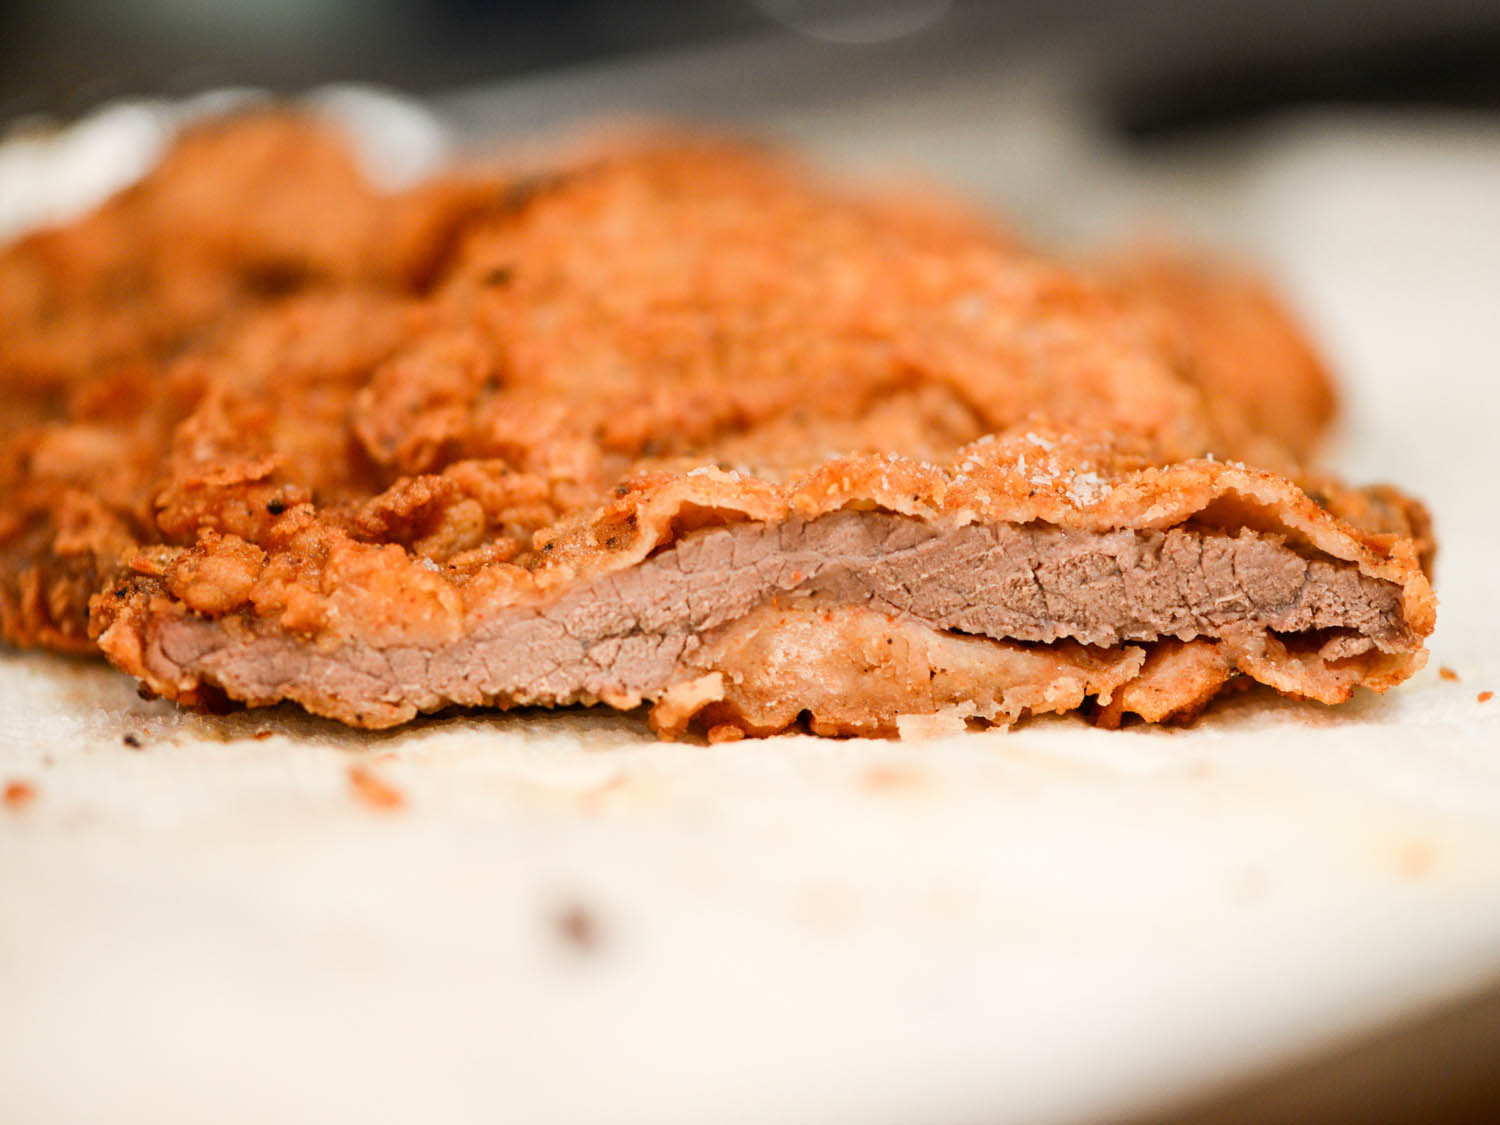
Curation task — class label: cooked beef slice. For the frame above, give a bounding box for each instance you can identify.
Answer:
[137,511,1409,732]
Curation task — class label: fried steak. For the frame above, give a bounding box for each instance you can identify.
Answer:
[0,113,1435,737]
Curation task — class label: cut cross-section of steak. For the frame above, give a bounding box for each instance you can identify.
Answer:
[102,505,1426,737]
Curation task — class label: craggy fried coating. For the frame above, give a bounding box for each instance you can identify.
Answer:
[0,113,503,649]
[1107,249,1338,467]
[0,113,1434,734]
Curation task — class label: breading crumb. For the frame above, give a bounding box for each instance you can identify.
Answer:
[4,779,36,810]
[554,902,601,952]
[348,763,404,810]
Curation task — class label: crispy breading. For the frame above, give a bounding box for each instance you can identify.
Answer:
[0,113,504,649]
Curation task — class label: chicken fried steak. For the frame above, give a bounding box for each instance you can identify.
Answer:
[0,113,1435,737]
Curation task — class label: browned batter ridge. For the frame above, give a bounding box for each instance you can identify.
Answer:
[0,111,1436,738]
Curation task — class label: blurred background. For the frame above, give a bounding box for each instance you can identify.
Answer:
[2,0,1498,139]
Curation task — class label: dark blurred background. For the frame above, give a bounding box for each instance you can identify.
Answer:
[2,0,1499,141]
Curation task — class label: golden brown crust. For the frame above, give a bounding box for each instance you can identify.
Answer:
[0,113,1436,736]
[1107,249,1338,465]
[0,113,508,650]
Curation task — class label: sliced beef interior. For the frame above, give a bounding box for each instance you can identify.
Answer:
[136,511,1413,736]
